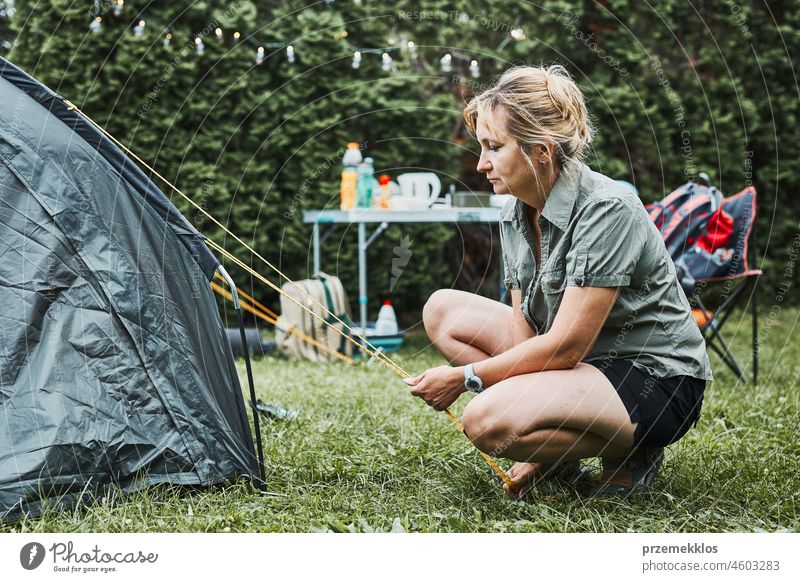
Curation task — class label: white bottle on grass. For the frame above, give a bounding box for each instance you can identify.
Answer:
[375,301,398,335]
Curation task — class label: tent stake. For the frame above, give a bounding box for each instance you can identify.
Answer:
[218,267,267,489]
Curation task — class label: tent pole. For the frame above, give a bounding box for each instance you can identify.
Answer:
[217,267,267,488]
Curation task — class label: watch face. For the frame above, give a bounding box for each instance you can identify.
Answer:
[466,378,480,391]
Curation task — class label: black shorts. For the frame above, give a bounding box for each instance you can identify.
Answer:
[588,359,706,448]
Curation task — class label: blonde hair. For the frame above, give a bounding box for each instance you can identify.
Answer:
[463,64,594,171]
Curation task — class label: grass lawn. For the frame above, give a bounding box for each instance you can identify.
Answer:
[5,308,799,533]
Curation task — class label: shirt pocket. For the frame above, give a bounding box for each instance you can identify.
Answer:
[540,257,567,294]
[541,268,567,295]
[531,261,567,332]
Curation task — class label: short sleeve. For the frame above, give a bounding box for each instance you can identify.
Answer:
[566,198,645,287]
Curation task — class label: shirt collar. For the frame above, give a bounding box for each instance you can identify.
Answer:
[540,162,585,231]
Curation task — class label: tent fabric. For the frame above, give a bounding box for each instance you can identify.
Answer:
[0,57,257,520]
[0,57,219,278]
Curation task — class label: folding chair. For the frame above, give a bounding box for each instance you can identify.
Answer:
[670,185,761,383]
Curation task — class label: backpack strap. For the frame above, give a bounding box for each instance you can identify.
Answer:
[317,273,337,319]
[299,281,319,359]
[317,272,351,355]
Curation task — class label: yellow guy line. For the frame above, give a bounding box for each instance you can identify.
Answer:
[64,100,512,488]
[210,280,355,365]
[205,238,406,376]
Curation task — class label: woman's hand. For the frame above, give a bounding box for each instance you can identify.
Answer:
[404,365,466,411]
[503,462,541,499]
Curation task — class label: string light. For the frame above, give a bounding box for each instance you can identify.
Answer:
[510,28,526,41]
[75,13,496,79]
[469,59,480,78]
[440,53,452,73]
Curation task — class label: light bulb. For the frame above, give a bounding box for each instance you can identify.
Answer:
[89,16,102,34]
[133,19,145,37]
[255,47,264,65]
[195,37,205,54]
[382,52,392,72]
[470,59,480,78]
[352,50,361,69]
[215,27,223,40]
[440,53,452,73]
[286,45,295,64]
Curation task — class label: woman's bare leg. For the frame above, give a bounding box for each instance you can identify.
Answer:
[422,289,514,366]
[461,363,637,463]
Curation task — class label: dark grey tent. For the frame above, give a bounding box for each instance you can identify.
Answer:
[0,57,259,520]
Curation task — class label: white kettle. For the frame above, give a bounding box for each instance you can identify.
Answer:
[397,172,441,205]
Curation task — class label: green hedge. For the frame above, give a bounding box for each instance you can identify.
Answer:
[7,0,798,324]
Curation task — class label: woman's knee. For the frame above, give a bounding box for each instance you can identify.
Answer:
[461,397,512,455]
[422,289,454,334]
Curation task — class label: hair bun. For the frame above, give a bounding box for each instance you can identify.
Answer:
[463,64,594,169]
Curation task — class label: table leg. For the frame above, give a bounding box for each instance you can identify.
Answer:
[358,221,367,335]
[312,222,320,275]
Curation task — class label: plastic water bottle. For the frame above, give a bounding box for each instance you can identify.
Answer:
[356,157,374,208]
[375,300,398,335]
[340,143,362,210]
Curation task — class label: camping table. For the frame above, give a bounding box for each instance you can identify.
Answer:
[303,206,503,334]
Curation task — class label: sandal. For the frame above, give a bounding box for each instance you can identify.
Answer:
[588,447,664,498]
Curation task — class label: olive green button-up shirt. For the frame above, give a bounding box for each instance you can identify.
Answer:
[499,162,713,381]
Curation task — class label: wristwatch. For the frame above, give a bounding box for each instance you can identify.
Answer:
[463,363,485,394]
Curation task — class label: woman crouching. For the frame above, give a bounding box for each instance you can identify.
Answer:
[406,65,712,498]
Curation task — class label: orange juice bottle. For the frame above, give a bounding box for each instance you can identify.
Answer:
[340,143,361,210]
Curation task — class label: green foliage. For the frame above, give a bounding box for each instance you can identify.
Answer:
[6,0,799,322]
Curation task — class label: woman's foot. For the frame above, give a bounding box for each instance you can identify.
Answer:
[504,460,585,499]
[589,447,665,498]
